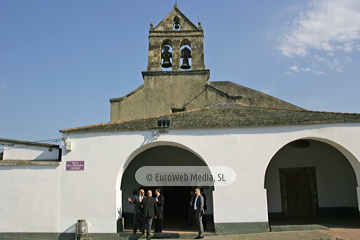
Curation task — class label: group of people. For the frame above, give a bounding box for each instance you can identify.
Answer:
[128,187,207,239]
[128,188,164,239]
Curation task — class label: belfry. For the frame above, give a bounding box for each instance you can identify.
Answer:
[109,5,302,122]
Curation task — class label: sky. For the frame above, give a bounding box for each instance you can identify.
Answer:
[1,0,360,143]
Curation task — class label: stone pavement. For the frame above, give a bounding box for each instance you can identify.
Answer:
[119,229,358,240]
[176,229,360,240]
[318,229,360,240]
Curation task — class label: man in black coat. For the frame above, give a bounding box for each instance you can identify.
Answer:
[154,188,165,233]
[200,188,207,231]
[142,190,158,240]
[128,189,146,234]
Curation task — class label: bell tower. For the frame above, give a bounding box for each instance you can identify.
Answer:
[146,4,206,72]
[110,5,210,122]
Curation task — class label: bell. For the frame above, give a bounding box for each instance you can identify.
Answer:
[174,21,180,30]
[161,45,172,68]
[180,57,191,69]
[161,56,172,68]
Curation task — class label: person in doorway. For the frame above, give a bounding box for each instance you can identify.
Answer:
[154,188,164,233]
[128,189,146,234]
[200,188,207,230]
[193,188,205,239]
[142,190,158,240]
[188,190,195,226]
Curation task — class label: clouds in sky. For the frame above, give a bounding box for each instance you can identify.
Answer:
[279,0,360,56]
[278,0,360,75]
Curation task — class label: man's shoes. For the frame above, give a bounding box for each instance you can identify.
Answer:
[194,236,204,239]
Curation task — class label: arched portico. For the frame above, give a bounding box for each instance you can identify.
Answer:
[265,137,359,228]
[116,141,214,232]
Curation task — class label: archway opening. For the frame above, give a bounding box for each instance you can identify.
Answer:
[120,145,214,232]
[265,139,359,228]
[161,40,173,71]
[180,39,192,70]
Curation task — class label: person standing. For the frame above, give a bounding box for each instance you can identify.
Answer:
[128,189,146,234]
[142,190,158,240]
[200,188,207,230]
[188,190,195,226]
[193,188,204,239]
[154,189,164,233]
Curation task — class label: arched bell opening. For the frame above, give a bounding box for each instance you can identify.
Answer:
[180,39,192,70]
[161,39,173,71]
[173,16,181,31]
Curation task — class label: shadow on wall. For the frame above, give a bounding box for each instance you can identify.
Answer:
[58,224,75,240]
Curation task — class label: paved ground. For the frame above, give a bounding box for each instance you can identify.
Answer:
[120,228,360,240]
[318,229,360,240]
[120,229,360,239]
[177,229,360,240]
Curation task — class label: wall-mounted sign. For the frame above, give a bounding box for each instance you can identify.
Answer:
[66,161,84,171]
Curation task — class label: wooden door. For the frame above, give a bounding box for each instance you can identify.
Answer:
[286,173,313,218]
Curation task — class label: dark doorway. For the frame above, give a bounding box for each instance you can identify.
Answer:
[121,145,214,232]
[163,186,193,224]
[285,173,313,218]
[140,186,195,230]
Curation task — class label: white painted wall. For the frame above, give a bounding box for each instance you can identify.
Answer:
[0,165,61,232]
[2,123,357,233]
[3,144,60,160]
[58,123,360,233]
[265,140,358,213]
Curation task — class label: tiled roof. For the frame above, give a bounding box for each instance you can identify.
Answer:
[60,105,360,133]
[0,138,60,148]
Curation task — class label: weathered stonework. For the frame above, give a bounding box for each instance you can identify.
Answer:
[109,5,303,122]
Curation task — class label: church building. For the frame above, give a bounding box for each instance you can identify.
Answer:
[1,4,360,239]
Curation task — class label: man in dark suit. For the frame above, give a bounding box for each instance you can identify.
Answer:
[154,188,164,233]
[142,190,158,240]
[193,188,204,239]
[128,189,146,234]
[188,190,195,226]
[200,188,207,230]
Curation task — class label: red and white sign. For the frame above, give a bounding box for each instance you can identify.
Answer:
[66,161,85,171]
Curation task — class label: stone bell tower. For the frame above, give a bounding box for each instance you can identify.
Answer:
[110,5,210,121]
[146,4,206,71]
[109,4,302,122]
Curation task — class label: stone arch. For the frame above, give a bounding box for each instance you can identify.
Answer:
[264,137,359,223]
[161,39,173,70]
[115,141,215,231]
[180,39,192,70]
[180,39,191,48]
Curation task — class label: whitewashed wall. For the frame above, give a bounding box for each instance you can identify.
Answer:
[0,165,61,232]
[59,123,360,234]
[2,144,60,160]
